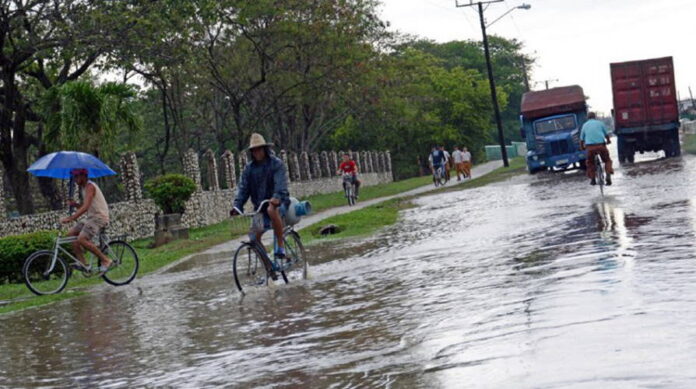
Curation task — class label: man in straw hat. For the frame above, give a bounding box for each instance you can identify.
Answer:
[231,133,290,280]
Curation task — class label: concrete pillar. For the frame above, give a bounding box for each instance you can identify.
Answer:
[221,150,236,189]
[238,152,248,171]
[310,152,322,178]
[360,151,372,173]
[320,151,331,177]
[329,151,338,174]
[203,149,220,191]
[119,151,143,201]
[183,149,202,192]
[0,167,5,221]
[279,149,291,181]
[61,177,78,206]
[300,151,312,181]
[372,151,381,172]
[289,152,301,182]
[385,151,392,172]
[351,150,361,172]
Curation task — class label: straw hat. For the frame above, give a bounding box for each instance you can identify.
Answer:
[247,133,274,150]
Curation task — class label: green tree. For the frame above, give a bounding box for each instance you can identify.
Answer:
[0,0,156,213]
[42,81,142,158]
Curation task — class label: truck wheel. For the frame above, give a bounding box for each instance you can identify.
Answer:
[617,136,632,164]
[672,131,681,157]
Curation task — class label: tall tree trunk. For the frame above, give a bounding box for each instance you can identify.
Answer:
[0,70,35,214]
[158,86,171,175]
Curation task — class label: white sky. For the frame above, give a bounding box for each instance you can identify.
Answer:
[379,0,696,114]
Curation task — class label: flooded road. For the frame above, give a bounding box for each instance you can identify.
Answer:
[3,151,696,388]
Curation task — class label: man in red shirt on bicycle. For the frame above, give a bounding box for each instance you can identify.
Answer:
[336,153,361,198]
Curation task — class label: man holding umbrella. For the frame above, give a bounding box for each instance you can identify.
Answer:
[60,168,113,274]
[28,151,120,275]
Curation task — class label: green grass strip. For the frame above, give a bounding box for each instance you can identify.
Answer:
[302,158,525,245]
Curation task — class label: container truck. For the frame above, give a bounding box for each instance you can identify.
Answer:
[610,56,680,163]
[520,85,588,174]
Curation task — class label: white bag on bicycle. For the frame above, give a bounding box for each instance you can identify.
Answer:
[250,213,266,234]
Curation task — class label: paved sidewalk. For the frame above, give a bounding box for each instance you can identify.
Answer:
[154,160,503,273]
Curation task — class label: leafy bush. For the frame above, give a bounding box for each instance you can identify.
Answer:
[0,231,56,284]
[145,174,196,214]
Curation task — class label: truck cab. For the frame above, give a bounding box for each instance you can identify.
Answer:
[520,85,588,174]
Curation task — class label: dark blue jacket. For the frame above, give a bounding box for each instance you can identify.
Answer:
[430,150,445,166]
[233,155,289,211]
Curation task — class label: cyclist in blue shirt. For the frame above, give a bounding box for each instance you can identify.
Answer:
[428,146,446,176]
[580,112,614,186]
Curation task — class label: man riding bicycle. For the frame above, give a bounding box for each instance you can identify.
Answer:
[580,112,614,186]
[428,146,446,178]
[230,133,290,280]
[336,153,361,198]
[60,168,113,275]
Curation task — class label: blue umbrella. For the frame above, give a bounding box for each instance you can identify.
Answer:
[27,151,117,179]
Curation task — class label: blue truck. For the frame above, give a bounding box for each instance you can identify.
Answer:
[520,85,588,174]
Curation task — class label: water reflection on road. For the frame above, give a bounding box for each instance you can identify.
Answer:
[3,152,696,388]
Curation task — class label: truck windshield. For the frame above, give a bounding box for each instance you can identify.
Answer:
[534,115,577,135]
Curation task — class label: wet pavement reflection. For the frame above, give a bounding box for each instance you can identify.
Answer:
[3,151,696,388]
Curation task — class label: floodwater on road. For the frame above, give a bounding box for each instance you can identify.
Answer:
[3,150,696,388]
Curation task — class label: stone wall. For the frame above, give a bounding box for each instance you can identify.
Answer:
[0,148,393,240]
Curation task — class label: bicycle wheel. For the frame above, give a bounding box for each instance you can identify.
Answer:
[348,185,356,206]
[344,183,352,206]
[234,242,271,292]
[595,155,605,195]
[23,250,69,295]
[102,240,139,286]
[284,230,308,280]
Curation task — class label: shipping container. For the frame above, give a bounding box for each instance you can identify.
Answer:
[610,56,680,162]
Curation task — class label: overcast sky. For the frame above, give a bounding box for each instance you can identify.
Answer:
[379,0,695,114]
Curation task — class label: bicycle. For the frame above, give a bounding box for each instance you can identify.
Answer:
[594,153,606,196]
[231,199,308,293]
[432,165,446,187]
[342,173,358,206]
[22,227,139,295]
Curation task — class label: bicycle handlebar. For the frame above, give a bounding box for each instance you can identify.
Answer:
[232,199,271,217]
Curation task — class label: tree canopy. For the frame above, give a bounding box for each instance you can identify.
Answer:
[0,0,534,213]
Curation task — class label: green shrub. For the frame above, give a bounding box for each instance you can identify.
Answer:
[0,231,56,284]
[144,174,196,214]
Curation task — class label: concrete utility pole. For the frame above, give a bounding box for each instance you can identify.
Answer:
[455,1,529,167]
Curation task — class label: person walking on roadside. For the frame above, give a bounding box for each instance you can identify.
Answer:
[452,146,465,181]
[230,133,290,280]
[462,147,472,179]
[442,146,452,182]
[580,112,614,186]
[60,168,113,275]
